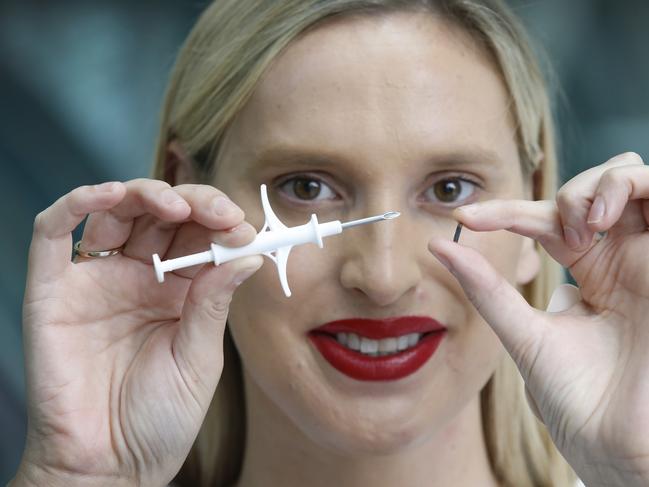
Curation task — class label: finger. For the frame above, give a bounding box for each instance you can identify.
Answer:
[123,184,255,261]
[455,199,560,241]
[154,220,258,279]
[586,164,649,234]
[172,255,264,399]
[172,184,246,229]
[79,179,190,253]
[556,152,643,251]
[427,237,546,379]
[453,199,584,267]
[29,182,126,280]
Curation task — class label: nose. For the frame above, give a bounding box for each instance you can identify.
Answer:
[339,208,423,307]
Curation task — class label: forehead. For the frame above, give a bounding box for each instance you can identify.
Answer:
[221,10,518,175]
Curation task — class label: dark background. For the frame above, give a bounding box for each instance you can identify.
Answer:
[1,0,648,481]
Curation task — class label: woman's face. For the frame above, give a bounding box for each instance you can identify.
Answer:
[215,11,537,453]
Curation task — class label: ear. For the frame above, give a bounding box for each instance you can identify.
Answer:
[164,139,195,185]
[516,236,541,285]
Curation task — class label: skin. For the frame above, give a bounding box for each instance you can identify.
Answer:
[212,12,538,487]
[11,8,649,487]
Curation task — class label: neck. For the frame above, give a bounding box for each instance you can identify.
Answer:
[235,374,498,487]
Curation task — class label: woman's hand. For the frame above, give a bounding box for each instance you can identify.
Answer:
[428,152,649,487]
[11,179,263,487]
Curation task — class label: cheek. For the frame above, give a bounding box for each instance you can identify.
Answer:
[439,226,520,405]
[226,247,352,446]
[444,318,503,394]
[459,225,523,282]
[449,224,522,349]
[226,242,332,380]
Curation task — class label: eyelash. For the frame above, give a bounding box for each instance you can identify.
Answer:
[274,175,338,208]
[421,175,481,207]
[275,173,482,207]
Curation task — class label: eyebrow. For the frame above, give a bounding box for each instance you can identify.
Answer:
[243,147,345,175]
[244,145,507,175]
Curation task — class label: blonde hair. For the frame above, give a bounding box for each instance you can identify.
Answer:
[153,1,575,485]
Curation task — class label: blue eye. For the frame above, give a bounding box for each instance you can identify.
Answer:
[426,178,477,205]
[278,176,337,202]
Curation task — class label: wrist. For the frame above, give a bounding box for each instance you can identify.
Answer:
[8,461,136,487]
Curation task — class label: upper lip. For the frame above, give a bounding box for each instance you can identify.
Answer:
[310,316,447,339]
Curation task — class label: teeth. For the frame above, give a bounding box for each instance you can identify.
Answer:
[360,337,379,354]
[335,332,423,356]
[378,337,398,353]
[347,333,360,350]
[407,333,419,347]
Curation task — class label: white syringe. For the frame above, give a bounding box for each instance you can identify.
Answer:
[152,184,399,297]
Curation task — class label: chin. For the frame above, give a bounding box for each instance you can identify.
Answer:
[296,395,445,457]
[318,417,437,457]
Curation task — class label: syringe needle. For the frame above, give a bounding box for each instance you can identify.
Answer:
[341,211,400,229]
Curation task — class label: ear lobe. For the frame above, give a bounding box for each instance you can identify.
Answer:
[165,139,194,185]
[516,236,540,285]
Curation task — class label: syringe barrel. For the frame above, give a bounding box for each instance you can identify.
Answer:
[316,220,344,239]
[211,219,343,264]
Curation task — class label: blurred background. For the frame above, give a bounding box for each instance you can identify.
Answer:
[1,0,648,481]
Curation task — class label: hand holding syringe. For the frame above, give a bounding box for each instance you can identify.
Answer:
[153,184,400,297]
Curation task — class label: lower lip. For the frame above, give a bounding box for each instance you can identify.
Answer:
[308,332,446,381]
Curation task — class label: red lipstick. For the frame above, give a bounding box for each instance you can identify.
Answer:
[308,316,446,381]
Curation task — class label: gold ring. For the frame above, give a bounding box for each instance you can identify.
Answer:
[73,241,124,258]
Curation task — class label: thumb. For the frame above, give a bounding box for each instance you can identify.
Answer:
[428,237,545,379]
[173,255,264,397]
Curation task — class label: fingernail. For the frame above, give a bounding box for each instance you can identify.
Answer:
[227,222,256,234]
[587,196,606,224]
[563,225,582,249]
[95,181,118,192]
[213,196,241,217]
[232,256,263,286]
[162,189,187,206]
